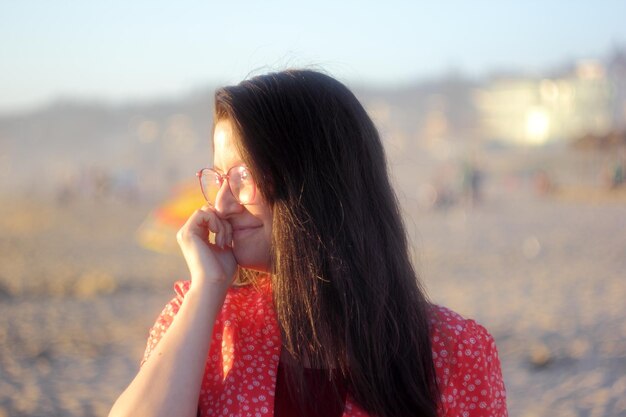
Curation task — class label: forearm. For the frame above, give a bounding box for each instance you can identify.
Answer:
[109,285,226,417]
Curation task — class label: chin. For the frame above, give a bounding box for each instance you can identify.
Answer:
[232,247,271,272]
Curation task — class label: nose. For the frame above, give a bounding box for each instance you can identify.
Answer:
[213,181,243,218]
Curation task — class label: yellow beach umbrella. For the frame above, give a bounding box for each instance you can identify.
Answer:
[136,181,206,254]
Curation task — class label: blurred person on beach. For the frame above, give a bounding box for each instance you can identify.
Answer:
[610,149,626,189]
[461,158,483,207]
[109,70,507,417]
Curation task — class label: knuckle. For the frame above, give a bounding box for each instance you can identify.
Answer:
[176,227,190,242]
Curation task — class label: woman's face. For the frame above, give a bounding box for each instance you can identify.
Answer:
[212,118,273,272]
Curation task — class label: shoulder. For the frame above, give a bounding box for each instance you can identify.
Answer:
[428,304,497,355]
[427,304,508,416]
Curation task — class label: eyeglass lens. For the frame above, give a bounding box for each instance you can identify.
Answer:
[200,167,255,205]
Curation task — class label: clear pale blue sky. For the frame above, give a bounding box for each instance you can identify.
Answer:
[2,0,626,113]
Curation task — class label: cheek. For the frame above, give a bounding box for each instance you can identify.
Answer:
[255,205,273,237]
[265,217,274,245]
[263,224,273,248]
[245,198,272,246]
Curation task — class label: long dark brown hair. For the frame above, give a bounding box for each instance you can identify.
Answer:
[214,70,439,417]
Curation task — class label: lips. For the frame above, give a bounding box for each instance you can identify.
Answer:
[231,224,262,232]
[232,225,262,239]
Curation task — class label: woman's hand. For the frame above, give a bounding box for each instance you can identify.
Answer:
[110,205,234,417]
[110,204,233,417]
[176,205,236,292]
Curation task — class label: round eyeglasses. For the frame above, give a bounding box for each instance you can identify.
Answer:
[196,165,256,206]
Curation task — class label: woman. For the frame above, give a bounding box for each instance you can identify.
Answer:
[109,69,507,417]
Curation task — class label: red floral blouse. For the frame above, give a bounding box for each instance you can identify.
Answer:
[142,280,507,416]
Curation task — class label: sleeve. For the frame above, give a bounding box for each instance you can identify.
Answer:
[140,280,191,367]
[440,320,508,417]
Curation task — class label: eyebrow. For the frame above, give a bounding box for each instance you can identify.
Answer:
[211,162,247,174]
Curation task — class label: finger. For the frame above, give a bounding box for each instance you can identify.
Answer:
[198,205,231,248]
[195,207,217,245]
[182,208,220,242]
[206,212,224,247]
[206,211,227,248]
[223,220,233,248]
[197,206,233,248]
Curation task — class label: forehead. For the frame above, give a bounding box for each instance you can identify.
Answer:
[213,119,243,170]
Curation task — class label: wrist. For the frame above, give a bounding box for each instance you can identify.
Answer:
[188,275,232,299]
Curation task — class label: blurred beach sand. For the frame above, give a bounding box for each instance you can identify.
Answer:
[0,178,625,417]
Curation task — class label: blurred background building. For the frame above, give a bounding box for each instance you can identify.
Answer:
[475,51,626,146]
